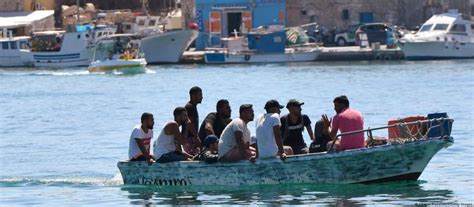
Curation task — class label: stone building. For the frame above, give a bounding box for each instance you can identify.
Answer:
[286,0,472,30]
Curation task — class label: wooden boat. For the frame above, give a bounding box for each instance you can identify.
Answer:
[118,117,453,186]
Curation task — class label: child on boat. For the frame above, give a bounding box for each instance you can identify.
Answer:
[193,135,219,163]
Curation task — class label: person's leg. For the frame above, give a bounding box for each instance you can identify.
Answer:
[157,151,185,163]
[326,140,340,152]
[130,155,146,161]
[283,146,294,155]
[220,147,245,162]
[183,137,200,156]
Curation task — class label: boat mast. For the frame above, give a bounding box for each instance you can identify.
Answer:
[142,0,150,16]
[76,0,80,24]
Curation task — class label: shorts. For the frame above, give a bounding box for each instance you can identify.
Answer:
[157,151,185,163]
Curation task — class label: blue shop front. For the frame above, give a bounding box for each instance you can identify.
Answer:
[194,0,286,50]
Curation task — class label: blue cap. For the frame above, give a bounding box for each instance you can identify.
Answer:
[203,135,219,148]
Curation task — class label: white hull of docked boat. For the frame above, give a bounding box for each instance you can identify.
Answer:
[399,41,474,60]
[140,30,198,64]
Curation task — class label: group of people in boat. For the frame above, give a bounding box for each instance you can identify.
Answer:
[128,86,365,163]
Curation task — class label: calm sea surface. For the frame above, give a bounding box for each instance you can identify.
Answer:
[0,60,473,206]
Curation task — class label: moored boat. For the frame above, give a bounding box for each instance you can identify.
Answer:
[118,116,453,186]
[0,32,30,67]
[398,11,474,60]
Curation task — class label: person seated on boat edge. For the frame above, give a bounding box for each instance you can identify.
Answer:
[218,104,257,162]
[256,100,292,160]
[322,95,365,151]
[153,107,194,163]
[129,113,155,162]
[183,86,203,156]
[309,119,332,153]
[193,135,219,164]
[280,99,315,155]
[198,99,232,142]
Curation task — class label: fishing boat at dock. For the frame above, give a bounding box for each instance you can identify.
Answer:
[118,115,453,186]
[204,27,321,64]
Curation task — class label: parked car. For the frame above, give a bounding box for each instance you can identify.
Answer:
[334,24,361,46]
[335,23,402,46]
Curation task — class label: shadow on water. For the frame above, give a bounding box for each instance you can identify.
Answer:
[121,181,454,205]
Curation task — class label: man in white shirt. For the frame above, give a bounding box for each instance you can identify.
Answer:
[218,104,256,162]
[153,107,193,163]
[129,113,155,162]
[256,100,287,160]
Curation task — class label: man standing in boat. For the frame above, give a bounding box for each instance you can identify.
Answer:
[183,86,203,155]
[322,95,365,151]
[129,113,155,162]
[255,100,288,160]
[218,104,256,162]
[153,107,193,163]
[280,99,315,154]
[198,99,232,142]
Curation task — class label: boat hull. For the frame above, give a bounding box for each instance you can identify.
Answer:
[0,54,25,67]
[118,137,452,186]
[204,49,320,64]
[141,30,198,64]
[399,41,474,60]
[88,58,146,73]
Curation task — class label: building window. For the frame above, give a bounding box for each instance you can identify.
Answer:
[359,12,374,23]
[342,9,349,20]
[9,41,17,49]
[2,42,8,50]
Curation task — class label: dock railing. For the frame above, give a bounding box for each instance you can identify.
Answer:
[328,118,454,151]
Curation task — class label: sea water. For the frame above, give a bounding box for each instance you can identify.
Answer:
[0,60,473,205]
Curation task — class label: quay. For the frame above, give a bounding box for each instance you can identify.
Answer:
[180,46,405,64]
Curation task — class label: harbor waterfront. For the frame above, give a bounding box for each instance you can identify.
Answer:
[0,60,473,205]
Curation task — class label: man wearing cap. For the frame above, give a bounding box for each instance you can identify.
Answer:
[218,104,256,162]
[198,99,232,142]
[193,135,219,163]
[255,100,287,160]
[280,99,315,154]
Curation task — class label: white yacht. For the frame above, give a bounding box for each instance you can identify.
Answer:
[398,11,474,60]
[123,15,198,64]
[0,30,30,67]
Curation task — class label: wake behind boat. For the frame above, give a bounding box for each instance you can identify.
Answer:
[118,114,453,186]
[88,34,146,74]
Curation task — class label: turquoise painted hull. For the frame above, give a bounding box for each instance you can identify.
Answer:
[118,137,452,186]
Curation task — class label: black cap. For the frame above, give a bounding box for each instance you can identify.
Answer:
[203,135,218,148]
[286,99,304,108]
[239,104,253,113]
[264,99,284,109]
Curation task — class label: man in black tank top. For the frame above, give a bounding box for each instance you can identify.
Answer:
[183,86,203,155]
[280,99,315,154]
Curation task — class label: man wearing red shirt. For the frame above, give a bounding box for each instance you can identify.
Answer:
[322,95,365,151]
